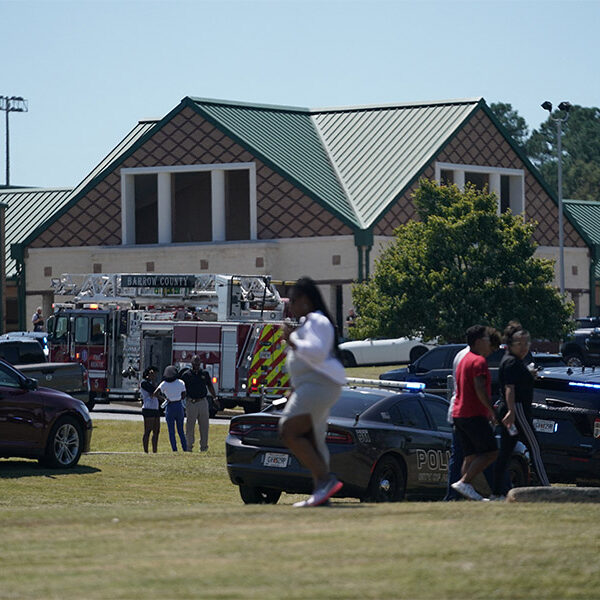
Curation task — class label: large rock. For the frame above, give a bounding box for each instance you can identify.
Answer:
[507,486,600,503]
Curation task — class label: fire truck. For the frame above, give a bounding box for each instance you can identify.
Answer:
[46,273,292,413]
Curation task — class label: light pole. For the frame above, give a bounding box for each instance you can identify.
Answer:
[541,100,571,296]
[0,96,29,186]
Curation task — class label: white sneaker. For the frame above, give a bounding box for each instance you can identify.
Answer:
[293,497,313,508]
[311,476,343,506]
[451,480,484,501]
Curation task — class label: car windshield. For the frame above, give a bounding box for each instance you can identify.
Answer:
[329,389,388,418]
[265,388,387,417]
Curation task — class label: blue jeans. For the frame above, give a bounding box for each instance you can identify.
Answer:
[165,401,187,452]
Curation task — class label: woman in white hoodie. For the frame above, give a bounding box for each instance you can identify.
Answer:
[279,277,347,507]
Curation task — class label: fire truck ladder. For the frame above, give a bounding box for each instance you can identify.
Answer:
[50,273,288,318]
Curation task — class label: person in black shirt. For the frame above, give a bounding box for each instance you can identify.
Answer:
[140,367,160,453]
[181,355,216,452]
[492,324,550,498]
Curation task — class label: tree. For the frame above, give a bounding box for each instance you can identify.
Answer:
[351,180,573,343]
[527,105,600,200]
[489,102,529,147]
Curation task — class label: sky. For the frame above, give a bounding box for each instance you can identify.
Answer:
[1,0,598,188]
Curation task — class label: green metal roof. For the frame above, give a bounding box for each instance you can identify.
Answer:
[189,97,481,229]
[563,199,600,279]
[0,187,73,277]
[563,199,600,245]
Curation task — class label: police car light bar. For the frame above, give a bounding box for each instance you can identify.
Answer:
[569,381,600,390]
[346,377,426,391]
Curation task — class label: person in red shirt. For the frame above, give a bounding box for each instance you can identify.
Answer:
[451,325,498,501]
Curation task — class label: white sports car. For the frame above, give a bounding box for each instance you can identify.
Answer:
[339,337,434,367]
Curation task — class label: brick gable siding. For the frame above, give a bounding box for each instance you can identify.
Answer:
[30,106,351,249]
[374,108,587,249]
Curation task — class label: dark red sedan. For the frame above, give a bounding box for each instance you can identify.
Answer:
[0,359,92,468]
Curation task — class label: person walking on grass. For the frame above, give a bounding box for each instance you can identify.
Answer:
[445,328,502,500]
[140,367,160,453]
[279,277,346,507]
[451,325,498,501]
[154,365,187,452]
[492,323,550,499]
[182,355,217,452]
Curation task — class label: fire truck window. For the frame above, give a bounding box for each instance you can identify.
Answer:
[172,172,212,242]
[91,318,106,344]
[54,316,68,342]
[74,317,89,344]
[225,170,250,241]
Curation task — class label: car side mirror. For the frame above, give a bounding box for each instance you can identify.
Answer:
[23,377,38,391]
[408,363,416,373]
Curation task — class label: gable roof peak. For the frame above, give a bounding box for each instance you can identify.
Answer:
[310,97,484,114]
[186,96,310,114]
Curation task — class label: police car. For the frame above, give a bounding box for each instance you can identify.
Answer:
[226,379,530,504]
[532,367,600,485]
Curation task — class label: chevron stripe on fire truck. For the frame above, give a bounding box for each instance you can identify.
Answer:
[247,324,289,389]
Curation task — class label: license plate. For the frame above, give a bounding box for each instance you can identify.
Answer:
[533,419,556,434]
[263,452,289,468]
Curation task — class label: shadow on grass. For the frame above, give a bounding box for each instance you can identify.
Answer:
[0,460,101,479]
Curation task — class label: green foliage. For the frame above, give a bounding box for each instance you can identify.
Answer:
[527,104,600,200]
[352,180,573,342]
[490,101,529,147]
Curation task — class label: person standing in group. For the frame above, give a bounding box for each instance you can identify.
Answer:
[492,323,550,498]
[279,277,347,507]
[451,325,499,501]
[154,365,187,452]
[181,355,217,452]
[444,328,501,500]
[140,367,160,453]
[32,307,44,332]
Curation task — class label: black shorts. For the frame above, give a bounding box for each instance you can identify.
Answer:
[453,416,497,456]
[142,408,161,418]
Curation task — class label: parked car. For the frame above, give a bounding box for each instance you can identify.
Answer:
[531,366,600,485]
[380,344,564,398]
[226,383,530,504]
[560,326,600,366]
[339,337,433,367]
[0,334,89,406]
[0,359,92,468]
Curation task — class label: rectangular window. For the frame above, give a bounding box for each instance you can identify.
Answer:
[172,172,212,242]
[465,172,489,191]
[500,175,510,213]
[134,174,158,244]
[225,170,250,241]
[440,169,454,186]
[74,316,89,344]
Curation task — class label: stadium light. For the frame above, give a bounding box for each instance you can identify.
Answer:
[0,96,29,186]
[541,100,572,296]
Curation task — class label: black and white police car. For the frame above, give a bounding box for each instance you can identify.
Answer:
[226,379,530,504]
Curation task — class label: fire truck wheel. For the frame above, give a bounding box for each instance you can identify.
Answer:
[40,417,84,469]
[239,485,282,504]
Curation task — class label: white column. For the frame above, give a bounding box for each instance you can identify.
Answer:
[454,170,465,191]
[211,170,226,241]
[157,172,172,244]
[249,165,257,240]
[121,173,136,245]
[489,172,501,215]
[510,175,525,217]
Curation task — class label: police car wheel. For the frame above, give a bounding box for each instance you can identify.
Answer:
[564,353,583,367]
[239,485,282,504]
[508,457,528,488]
[364,455,406,502]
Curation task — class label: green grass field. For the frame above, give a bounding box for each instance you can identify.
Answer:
[1,419,599,599]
